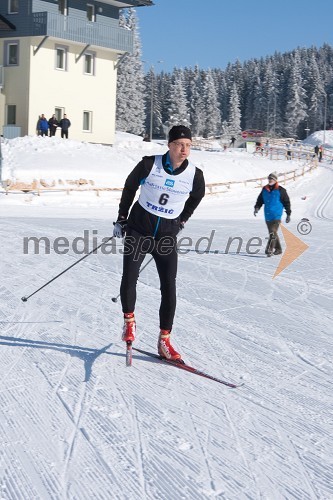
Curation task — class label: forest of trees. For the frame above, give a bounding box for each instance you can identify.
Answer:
[116,10,333,140]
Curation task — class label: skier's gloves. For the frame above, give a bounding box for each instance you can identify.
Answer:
[254,208,259,217]
[113,219,128,238]
[179,221,186,231]
[285,215,291,223]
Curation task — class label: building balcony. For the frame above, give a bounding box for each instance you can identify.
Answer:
[31,12,133,53]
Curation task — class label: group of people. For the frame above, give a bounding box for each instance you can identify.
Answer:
[113,125,291,362]
[37,114,71,138]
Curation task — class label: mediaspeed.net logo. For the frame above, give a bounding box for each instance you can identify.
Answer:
[272,219,311,278]
[22,219,311,279]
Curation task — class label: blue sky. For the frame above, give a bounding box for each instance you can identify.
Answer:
[137,0,333,72]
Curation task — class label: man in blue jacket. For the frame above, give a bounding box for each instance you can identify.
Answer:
[254,172,291,256]
[37,114,49,137]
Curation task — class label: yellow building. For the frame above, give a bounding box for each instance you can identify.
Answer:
[0,0,152,144]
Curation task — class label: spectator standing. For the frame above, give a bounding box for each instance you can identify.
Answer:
[48,114,59,137]
[37,114,49,137]
[314,144,319,157]
[318,145,323,163]
[230,136,236,147]
[254,172,291,256]
[59,114,71,139]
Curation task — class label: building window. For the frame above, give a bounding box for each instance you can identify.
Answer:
[87,4,95,22]
[8,0,19,14]
[83,111,92,132]
[55,107,65,122]
[58,0,67,16]
[55,46,68,70]
[84,53,95,75]
[7,105,16,125]
[4,41,19,66]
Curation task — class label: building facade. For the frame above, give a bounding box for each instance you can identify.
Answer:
[0,0,152,144]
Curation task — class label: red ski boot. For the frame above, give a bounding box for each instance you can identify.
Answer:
[158,330,182,361]
[122,313,136,343]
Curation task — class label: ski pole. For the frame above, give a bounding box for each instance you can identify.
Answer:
[111,255,154,303]
[21,236,114,303]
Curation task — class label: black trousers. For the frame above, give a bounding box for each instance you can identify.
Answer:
[266,220,282,253]
[120,229,178,331]
[61,129,68,139]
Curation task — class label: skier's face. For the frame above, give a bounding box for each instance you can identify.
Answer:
[268,178,276,186]
[169,140,192,165]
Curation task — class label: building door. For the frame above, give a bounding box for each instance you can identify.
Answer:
[6,105,16,125]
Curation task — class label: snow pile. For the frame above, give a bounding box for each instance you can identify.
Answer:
[1,132,306,191]
[303,130,333,148]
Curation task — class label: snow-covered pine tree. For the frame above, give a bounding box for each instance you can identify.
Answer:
[228,82,242,137]
[305,51,325,133]
[214,70,229,127]
[157,71,173,137]
[166,68,190,128]
[116,9,145,135]
[284,50,308,138]
[263,60,282,137]
[202,69,221,138]
[250,64,266,131]
[144,67,163,138]
[186,65,205,137]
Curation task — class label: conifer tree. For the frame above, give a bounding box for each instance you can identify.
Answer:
[228,82,242,137]
[116,9,145,134]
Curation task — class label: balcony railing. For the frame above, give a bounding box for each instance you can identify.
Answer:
[31,12,133,53]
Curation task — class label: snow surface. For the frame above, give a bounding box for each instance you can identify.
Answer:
[303,130,333,149]
[0,133,332,499]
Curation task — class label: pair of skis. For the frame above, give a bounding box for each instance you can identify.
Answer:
[126,341,242,389]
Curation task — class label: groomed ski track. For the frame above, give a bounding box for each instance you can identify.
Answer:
[0,165,333,499]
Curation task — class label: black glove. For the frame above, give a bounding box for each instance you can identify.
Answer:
[179,221,186,231]
[113,219,128,238]
[254,208,259,217]
[286,215,291,223]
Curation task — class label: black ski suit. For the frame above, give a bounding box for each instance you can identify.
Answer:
[118,153,205,330]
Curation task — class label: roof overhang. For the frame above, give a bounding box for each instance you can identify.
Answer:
[98,0,153,7]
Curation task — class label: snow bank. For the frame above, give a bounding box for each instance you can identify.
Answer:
[303,130,333,149]
[1,132,304,187]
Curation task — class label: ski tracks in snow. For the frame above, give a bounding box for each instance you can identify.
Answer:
[1,211,333,499]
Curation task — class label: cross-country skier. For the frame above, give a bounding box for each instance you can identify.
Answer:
[254,172,291,256]
[113,125,205,360]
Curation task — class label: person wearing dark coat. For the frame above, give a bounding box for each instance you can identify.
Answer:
[254,172,291,256]
[48,114,59,137]
[59,114,71,139]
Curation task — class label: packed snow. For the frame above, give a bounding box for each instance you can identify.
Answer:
[303,129,333,149]
[0,132,332,499]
